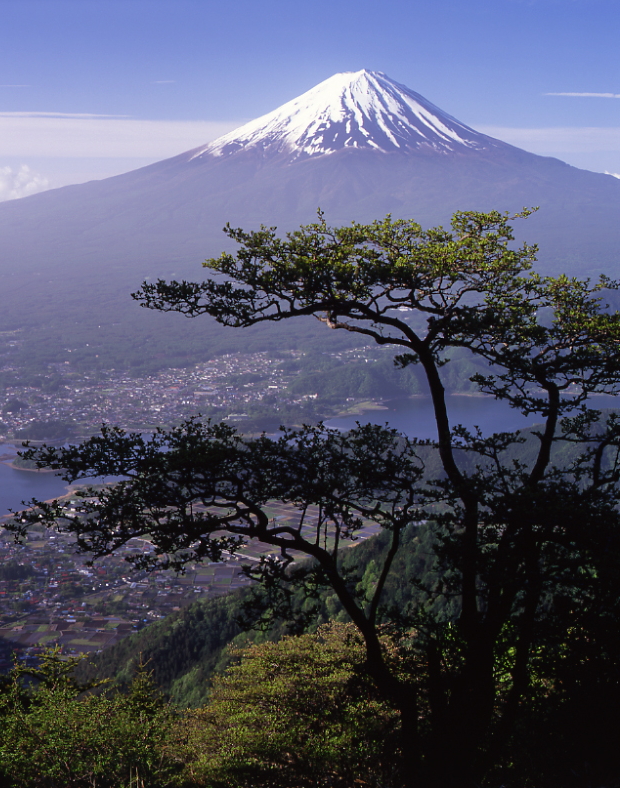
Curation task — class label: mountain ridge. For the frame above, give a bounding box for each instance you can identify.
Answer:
[0,70,619,371]
[186,70,505,162]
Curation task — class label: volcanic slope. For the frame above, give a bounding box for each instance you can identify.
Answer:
[1,69,619,370]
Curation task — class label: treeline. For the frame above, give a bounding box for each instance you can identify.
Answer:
[0,530,418,787]
[0,623,402,787]
[3,522,620,787]
[76,420,620,703]
[77,525,429,704]
[287,348,489,400]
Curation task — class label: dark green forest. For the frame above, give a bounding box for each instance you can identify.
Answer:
[3,522,620,787]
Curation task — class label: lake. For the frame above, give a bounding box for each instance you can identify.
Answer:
[325,393,620,440]
[0,444,69,520]
[1,392,618,519]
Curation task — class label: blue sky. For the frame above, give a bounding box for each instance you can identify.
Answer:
[1,0,619,198]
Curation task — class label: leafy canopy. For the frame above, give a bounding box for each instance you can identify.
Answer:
[13,209,620,788]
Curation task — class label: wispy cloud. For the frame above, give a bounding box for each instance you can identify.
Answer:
[0,113,241,158]
[0,165,49,202]
[0,84,30,88]
[153,80,176,84]
[546,92,620,98]
[0,111,129,119]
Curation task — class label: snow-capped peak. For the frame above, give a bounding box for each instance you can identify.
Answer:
[191,70,495,162]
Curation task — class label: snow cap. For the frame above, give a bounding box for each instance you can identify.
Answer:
[192,70,492,161]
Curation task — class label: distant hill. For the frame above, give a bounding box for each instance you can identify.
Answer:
[1,69,619,372]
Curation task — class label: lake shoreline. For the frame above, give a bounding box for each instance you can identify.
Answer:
[332,392,497,421]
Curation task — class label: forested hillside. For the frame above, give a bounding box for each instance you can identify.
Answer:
[80,409,618,705]
[10,209,620,788]
[5,515,619,787]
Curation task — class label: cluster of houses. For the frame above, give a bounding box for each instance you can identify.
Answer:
[0,352,304,440]
[0,347,382,667]
[0,521,255,667]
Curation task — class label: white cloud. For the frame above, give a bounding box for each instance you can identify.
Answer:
[546,92,620,98]
[605,171,620,179]
[478,125,620,153]
[0,111,129,118]
[0,114,242,158]
[0,165,49,202]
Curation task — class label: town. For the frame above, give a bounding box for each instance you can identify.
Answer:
[0,516,252,668]
[0,487,380,668]
[0,347,384,442]
[0,346,389,666]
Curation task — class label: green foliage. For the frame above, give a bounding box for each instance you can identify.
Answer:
[187,622,401,787]
[14,209,620,787]
[288,356,423,400]
[78,590,247,707]
[0,649,184,788]
[3,398,26,413]
[15,419,76,441]
[0,560,37,581]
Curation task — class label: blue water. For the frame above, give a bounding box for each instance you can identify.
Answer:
[0,444,69,519]
[1,392,618,519]
[325,394,620,440]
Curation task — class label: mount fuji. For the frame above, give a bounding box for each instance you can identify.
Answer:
[190,70,500,160]
[1,69,620,368]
